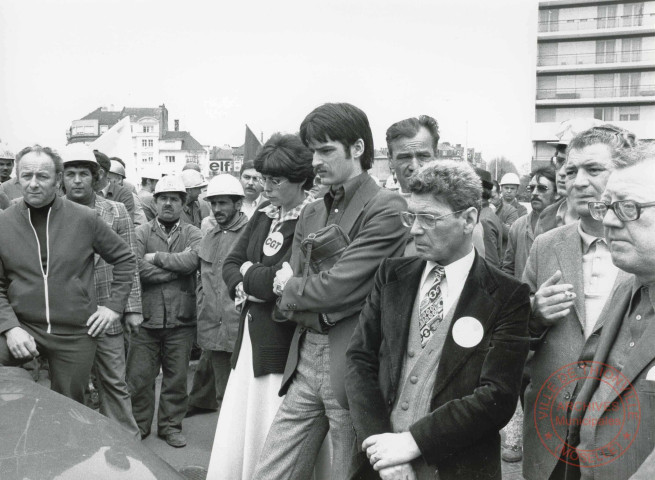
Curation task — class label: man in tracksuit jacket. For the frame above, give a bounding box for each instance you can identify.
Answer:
[0,145,136,404]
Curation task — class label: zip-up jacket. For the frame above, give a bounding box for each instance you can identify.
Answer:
[0,196,136,335]
[136,219,201,329]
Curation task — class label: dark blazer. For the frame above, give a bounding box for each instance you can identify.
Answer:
[277,174,408,407]
[222,203,297,377]
[566,275,655,480]
[345,253,530,480]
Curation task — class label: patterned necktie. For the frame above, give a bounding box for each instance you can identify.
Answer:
[418,265,446,347]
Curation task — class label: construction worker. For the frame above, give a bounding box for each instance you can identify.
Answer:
[126,175,202,448]
[61,143,142,438]
[180,169,207,229]
[187,174,249,416]
[138,167,160,222]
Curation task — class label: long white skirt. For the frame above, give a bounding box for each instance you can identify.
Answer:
[206,320,332,480]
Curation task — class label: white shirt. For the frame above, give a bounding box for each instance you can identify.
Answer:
[418,248,476,315]
[241,194,263,219]
[577,222,618,338]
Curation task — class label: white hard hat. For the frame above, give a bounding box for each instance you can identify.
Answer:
[205,174,245,199]
[181,169,207,189]
[61,143,97,165]
[0,143,15,160]
[141,166,162,180]
[500,173,521,186]
[154,175,187,196]
[547,118,604,146]
[109,160,126,177]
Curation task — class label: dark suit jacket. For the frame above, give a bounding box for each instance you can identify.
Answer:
[345,253,530,480]
[566,275,655,480]
[278,174,408,407]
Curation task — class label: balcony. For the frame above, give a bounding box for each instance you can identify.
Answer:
[538,13,655,40]
[537,49,655,73]
[536,84,655,105]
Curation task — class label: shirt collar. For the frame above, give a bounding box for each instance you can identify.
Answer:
[424,247,476,291]
[157,218,181,234]
[325,172,368,208]
[259,194,315,222]
[632,277,655,313]
[577,221,606,253]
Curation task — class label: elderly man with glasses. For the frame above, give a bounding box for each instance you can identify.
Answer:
[522,125,636,480]
[345,160,530,480]
[560,142,655,480]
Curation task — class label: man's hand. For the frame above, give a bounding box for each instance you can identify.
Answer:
[124,313,143,335]
[5,327,39,359]
[363,432,421,471]
[532,270,576,330]
[379,463,417,480]
[273,262,293,296]
[143,253,156,263]
[87,306,122,337]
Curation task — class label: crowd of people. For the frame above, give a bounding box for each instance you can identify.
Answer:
[0,103,653,480]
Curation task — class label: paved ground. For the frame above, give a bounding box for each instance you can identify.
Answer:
[38,360,526,479]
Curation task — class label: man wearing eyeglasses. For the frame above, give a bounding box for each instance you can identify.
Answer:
[345,160,530,480]
[562,141,655,480]
[522,125,635,480]
[502,167,557,279]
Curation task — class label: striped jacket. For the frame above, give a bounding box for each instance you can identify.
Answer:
[94,196,142,335]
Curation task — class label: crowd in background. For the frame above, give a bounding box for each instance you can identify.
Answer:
[0,104,654,480]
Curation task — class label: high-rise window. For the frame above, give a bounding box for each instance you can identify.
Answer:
[621,38,642,63]
[594,107,614,121]
[619,106,640,121]
[596,40,616,64]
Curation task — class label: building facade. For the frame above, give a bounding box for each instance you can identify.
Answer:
[533,0,655,168]
[67,104,208,178]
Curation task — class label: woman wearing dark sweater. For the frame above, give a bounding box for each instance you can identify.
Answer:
[207,133,315,479]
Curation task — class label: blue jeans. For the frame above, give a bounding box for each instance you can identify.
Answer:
[126,326,195,437]
[252,332,362,480]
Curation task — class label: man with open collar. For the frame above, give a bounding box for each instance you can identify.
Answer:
[564,142,655,480]
[252,103,408,479]
[345,160,530,480]
[522,125,636,480]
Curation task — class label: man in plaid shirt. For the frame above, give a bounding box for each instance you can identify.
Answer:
[62,144,142,439]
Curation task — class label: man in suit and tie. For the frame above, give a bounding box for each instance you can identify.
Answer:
[564,142,655,480]
[345,160,531,480]
[252,103,408,479]
[522,125,637,480]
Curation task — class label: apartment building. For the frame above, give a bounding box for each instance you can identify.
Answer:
[533,0,655,168]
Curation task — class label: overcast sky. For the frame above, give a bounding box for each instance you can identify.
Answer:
[0,0,538,171]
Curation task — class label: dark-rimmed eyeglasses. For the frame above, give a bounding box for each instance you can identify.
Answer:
[258,176,289,189]
[526,185,550,193]
[588,200,655,222]
[399,209,464,229]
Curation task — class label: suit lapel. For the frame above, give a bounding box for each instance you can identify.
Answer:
[595,278,655,411]
[555,228,586,328]
[383,259,425,392]
[338,175,378,237]
[432,254,499,400]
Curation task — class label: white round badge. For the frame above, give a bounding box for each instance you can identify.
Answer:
[452,316,484,348]
[263,231,284,256]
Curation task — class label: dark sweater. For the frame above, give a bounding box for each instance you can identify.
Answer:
[222,202,298,377]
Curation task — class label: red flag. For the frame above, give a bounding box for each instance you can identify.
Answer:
[244,125,262,161]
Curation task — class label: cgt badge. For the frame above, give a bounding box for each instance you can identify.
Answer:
[452,316,484,348]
